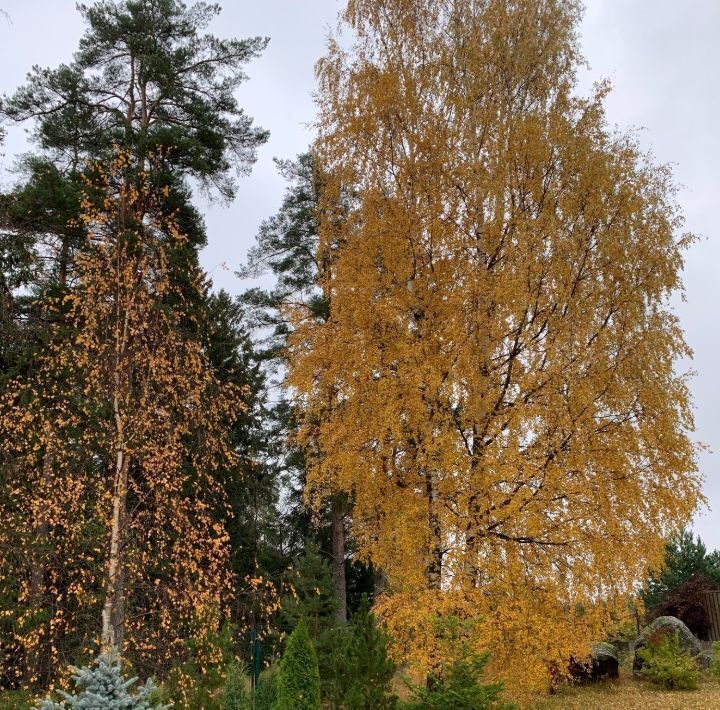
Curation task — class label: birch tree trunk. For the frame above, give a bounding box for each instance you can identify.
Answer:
[101,446,128,652]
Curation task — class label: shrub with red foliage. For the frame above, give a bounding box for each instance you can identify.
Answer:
[647,575,720,640]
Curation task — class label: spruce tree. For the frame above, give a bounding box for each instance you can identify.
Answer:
[642,530,720,610]
[38,652,169,709]
[328,596,397,709]
[273,620,321,710]
[224,663,251,710]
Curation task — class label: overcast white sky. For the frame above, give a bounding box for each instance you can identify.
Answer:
[1,1,718,549]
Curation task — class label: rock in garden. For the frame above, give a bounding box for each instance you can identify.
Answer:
[697,650,714,671]
[632,615,702,674]
[569,641,620,682]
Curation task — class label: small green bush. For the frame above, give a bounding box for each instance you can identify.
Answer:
[224,663,251,710]
[711,641,720,677]
[325,595,397,709]
[636,629,700,690]
[254,665,279,710]
[400,616,513,710]
[273,619,320,710]
[401,652,513,710]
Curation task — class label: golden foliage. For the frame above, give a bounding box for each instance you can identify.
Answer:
[0,153,243,687]
[290,0,703,697]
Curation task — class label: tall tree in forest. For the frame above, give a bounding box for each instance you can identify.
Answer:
[241,154,352,623]
[291,0,702,695]
[0,0,268,688]
[0,154,240,684]
[0,0,269,304]
[1,0,268,199]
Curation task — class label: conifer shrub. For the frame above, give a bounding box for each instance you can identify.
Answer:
[38,652,169,709]
[224,663,251,710]
[326,595,397,709]
[273,620,320,710]
[636,629,701,690]
[254,665,279,710]
[401,652,513,710]
[401,617,513,710]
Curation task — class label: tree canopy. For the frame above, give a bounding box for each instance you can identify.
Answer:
[290,0,702,695]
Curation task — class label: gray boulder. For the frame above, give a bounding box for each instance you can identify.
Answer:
[569,642,619,682]
[632,616,702,674]
[697,650,714,671]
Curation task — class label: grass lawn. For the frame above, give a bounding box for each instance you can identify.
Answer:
[536,674,720,710]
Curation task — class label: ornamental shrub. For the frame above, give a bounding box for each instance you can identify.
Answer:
[254,665,279,710]
[710,641,720,677]
[636,629,700,690]
[224,663,251,710]
[400,617,513,710]
[38,652,169,709]
[273,619,320,710]
[326,595,397,709]
[401,652,513,710]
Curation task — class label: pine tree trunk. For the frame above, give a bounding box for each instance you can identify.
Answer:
[373,566,387,599]
[331,500,347,624]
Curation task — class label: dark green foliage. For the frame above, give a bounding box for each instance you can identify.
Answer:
[401,618,512,710]
[401,653,511,710]
[240,153,323,363]
[642,530,720,610]
[254,665,279,710]
[281,542,336,641]
[224,664,251,710]
[325,596,397,709]
[636,629,701,690]
[201,290,283,580]
[273,620,321,710]
[2,0,268,201]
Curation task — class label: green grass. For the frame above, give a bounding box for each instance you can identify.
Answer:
[0,690,32,709]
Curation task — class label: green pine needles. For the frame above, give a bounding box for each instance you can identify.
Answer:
[326,596,398,709]
[254,665,279,710]
[273,620,321,710]
[38,652,169,709]
[224,663,251,710]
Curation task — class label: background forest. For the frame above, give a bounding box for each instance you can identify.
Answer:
[0,0,718,708]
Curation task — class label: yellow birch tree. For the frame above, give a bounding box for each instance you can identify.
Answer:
[290,0,703,696]
[0,153,241,687]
